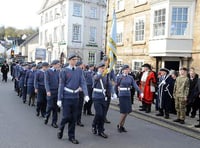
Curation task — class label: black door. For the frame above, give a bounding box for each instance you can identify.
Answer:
[164,61,179,71]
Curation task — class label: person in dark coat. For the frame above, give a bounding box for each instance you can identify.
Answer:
[1,60,9,82]
[116,65,142,132]
[194,78,200,128]
[186,67,199,118]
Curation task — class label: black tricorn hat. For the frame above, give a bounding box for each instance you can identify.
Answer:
[159,68,169,74]
[142,63,151,69]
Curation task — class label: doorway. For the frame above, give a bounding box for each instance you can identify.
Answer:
[164,61,180,71]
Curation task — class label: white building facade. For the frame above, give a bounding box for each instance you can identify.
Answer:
[38,0,106,64]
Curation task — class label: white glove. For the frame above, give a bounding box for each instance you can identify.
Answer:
[140,93,144,98]
[57,100,62,108]
[161,80,166,85]
[84,96,90,102]
[111,93,118,100]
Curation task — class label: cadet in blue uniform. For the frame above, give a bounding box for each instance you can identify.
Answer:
[83,64,95,115]
[102,56,116,123]
[44,60,60,128]
[116,65,142,132]
[34,62,49,117]
[18,63,28,103]
[92,62,116,138]
[25,63,36,106]
[57,54,89,144]
[76,61,85,127]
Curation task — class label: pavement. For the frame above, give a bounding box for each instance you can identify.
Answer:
[111,98,200,140]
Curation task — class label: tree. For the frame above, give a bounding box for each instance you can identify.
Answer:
[0,26,5,39]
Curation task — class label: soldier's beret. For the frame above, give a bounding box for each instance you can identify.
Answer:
[97,62,105,68]
[121,64,129,71]
[36,63,42,69]
[159,68,169,74]
[142,63,151,69]
[31,63,36,67]
[22,63,28,67]
[42,62,49,67]
[179,67,187,71]
[51,60,60,65]
[68,53,77,60]
[76,61,83,66]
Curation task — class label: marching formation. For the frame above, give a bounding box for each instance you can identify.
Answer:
[8,53,200,144]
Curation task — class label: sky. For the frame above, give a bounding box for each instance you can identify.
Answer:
[0,0,43,29]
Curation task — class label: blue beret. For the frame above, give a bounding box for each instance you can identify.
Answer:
[76,61,83,66]
[31,63,36,67]
[121,64,129,71]
[51,60,60,65]
[42,62,49,67]
[68,53,77,60]
[97,62,105,68]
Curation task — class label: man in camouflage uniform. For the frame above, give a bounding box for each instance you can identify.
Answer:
[173,67,190,124]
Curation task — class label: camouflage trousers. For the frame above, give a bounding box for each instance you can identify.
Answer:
[175,97,186,120]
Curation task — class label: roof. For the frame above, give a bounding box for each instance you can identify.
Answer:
[20,32,39,47]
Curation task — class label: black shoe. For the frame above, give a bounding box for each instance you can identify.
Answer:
[44,118,48,125]
[92,127,97,134]
[139,108,145,111]
[51,123,58,128]
[77,122,84,127]
[179,120,185,124]
[69,138,79,144]
[87,112,94,116]
[191,115,195,118]
[104,119,111,124]
[121,126,127,132]
[197,119,200,122]
[57,129,63,139]
[98,132,108,138]
[117,125,122,133]
[36,112,39,117]
[164,115,169,119]
[156,113,164,116]
[145,110,151,113]
[23,100,26,104]
[194,124,200,128]
[31,104,35,107]
[173,119,181,122]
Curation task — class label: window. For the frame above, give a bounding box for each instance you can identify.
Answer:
[90,7,97,18]
[73,3,82,17]
[61,25,65,41]
[116,0,124,12]
[45,13,48,23]
[40,32,43,45]
[115,60,123,74]
[50,11,53,21]
[132,60,144,71]
[54,8,59,19]
[54,27,58,42]
[171,7,188,36]
[135,0,147,6]
[134,17,145,42]
[116,22,124,44]
[89,27,97,43]
[88,52,95,64]
[45,30,48,43]
[72,24,81,42]
[62,4,66,16]
[40,16,43,25]
[153,8,166,36]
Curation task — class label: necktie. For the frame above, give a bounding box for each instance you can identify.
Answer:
[72,67,75,71]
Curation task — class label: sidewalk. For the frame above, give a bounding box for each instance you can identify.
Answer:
[111,98,200,140]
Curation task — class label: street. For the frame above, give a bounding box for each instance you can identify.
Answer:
[0,80,200,148]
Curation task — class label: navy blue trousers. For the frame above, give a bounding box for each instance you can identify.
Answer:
[36,86,47,117]
[92,99,106,133]
[59,98,78,139]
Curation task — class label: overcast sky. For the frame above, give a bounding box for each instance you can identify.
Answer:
[0,0,43,29]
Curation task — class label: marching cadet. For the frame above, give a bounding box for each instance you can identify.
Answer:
[91,62,117,138]
[44,60,60,128]
[57,54,89,144]
[83,63,95,116]
[102,56,116,123]
[173,67,190,124]
[76,61,85,127]
[34,62,49,117]
[116,65,142,132]
[18,63,28,103]
[156,68,174,119]
[25,63,36,106]
[14,61,21,95]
